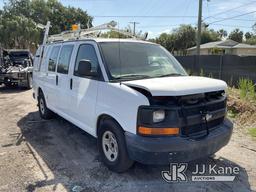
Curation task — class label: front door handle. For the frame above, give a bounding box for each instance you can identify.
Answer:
[56,75,58,85]
[70,78,73,90]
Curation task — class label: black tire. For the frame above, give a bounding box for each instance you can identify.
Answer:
[4,82,13,88]
[38,91,54,119]
[26,73,32,89]
[98,119,134,173]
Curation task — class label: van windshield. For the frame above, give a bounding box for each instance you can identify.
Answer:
[99,42,187,81]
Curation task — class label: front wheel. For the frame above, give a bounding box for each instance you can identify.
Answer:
[98,119,134,173]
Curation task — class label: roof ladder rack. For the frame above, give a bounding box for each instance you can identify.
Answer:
[42,21,148,43]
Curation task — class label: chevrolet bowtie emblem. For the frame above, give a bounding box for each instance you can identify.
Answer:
[205,113,213,121]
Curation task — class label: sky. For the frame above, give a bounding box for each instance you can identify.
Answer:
[1,0,256,38]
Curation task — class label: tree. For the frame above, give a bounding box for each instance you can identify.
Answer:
[0,15,40,49]
[155,33,176,52]
[245,32,253,40]
[0,0,93,49]
[172,25,196,55]
[201,29,220,44]
[228,28,243,43]
[217,29,228,39]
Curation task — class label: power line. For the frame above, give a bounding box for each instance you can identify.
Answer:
[139,24,181,28]
[92,15,197,18]
[208,10,256,25]
[211,23,253,29]
[204,1,256,21]
[210,17,256,22]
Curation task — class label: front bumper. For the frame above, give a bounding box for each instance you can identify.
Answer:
[0,73,27,84]
[125,119,233,165]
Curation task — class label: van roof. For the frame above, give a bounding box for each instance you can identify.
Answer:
[45,38,157,46]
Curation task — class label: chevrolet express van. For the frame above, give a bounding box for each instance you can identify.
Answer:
[33,38,233,172]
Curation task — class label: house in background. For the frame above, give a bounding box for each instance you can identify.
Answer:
[187,39,256,56]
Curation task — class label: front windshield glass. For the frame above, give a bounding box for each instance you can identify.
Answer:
[99,42,187,81]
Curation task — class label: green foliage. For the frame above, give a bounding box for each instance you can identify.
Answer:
[217,29,228,39]
[0,0,92,49]
[100,30,130,38]
[155,25,196,55]
[200,68,204,76]
[0,15,40,49]
[228,28,243,43]
[245,32,253,40]
[245,36,256,45]
[248,128,256,138]
[238,78,255,100]
[155,25,222,55]
[209,47,224,55]
[227,110,238,118]
[201,29,220,44]
[156,33,176,53]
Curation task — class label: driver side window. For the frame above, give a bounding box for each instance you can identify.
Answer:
[74,44,101,79]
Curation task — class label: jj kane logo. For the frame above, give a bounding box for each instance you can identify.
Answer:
[162,163,240,182]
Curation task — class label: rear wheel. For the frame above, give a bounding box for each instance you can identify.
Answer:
[98,119,134,172]
[38,91,54,119]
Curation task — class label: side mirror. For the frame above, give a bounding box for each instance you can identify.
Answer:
[77,59,97,77]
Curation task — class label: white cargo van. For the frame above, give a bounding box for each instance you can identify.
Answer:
[33,38,233,172]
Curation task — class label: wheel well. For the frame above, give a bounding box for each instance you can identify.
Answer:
[38,87,43,98]
[96,114,124,136]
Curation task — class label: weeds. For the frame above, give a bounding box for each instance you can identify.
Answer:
[200,69,204,76]
[238,78,255,100]
[249,128,256,138]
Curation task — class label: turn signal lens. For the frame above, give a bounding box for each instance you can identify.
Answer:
[138,126,179,136]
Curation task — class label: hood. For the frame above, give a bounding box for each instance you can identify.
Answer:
[0,65,25,73]
[123,76,227,96]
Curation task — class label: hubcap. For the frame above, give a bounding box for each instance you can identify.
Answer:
[39,98,45,115]
[102,131,118,162]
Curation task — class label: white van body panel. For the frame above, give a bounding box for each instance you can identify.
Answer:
[96,82,149,135]
[123,76,227,96]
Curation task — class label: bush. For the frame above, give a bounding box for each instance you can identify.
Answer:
[238,78,255,100]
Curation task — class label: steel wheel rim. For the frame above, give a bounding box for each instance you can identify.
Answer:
[102,131,118,162]
[39,98,45,115]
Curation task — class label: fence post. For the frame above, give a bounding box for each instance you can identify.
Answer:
[219,55,223,79]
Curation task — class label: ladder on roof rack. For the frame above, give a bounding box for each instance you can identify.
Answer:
[43,21,148,43]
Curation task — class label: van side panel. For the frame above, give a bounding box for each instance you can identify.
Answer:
[96,82,149,135]
[33,45,52,100]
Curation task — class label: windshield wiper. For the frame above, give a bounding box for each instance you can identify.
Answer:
[115,74,152,80]
[156,73,184,78]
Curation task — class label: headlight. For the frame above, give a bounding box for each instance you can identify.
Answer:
[153,110,165,123]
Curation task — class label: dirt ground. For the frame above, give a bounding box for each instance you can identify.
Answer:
[0,86,256,192]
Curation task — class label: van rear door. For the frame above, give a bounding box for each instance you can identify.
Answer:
[55,42,75,114]
[45,45,61,109]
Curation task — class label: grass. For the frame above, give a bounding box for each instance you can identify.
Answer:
[238,78,255,100]
[249,128,256,138]
[227,110,238,118]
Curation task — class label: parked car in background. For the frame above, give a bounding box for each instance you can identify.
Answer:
[0,49,33,89]
[33,38,233,172]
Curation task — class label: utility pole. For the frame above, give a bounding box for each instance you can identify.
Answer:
[129,22,139,36]
[196,0,203,61]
